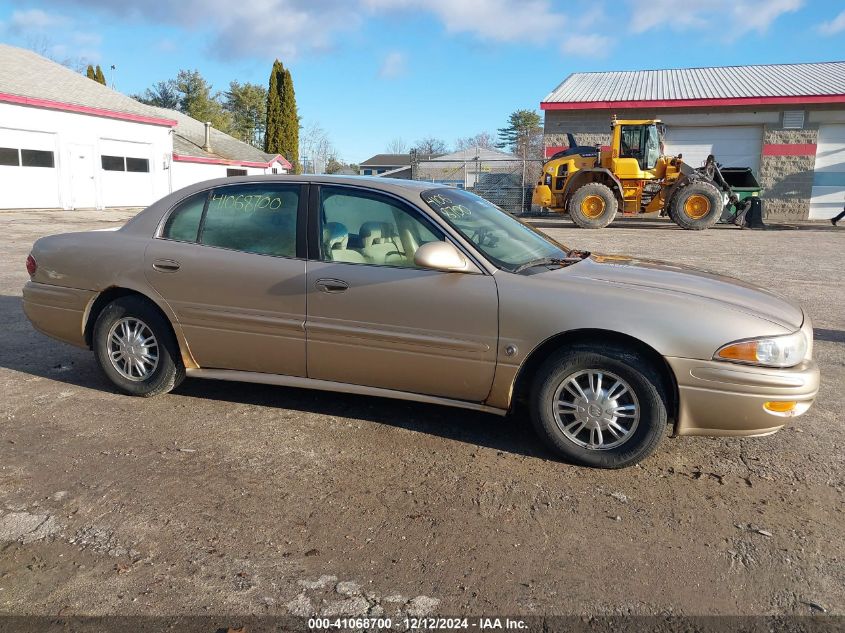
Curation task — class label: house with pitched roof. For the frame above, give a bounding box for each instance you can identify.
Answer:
[0,44,290,210]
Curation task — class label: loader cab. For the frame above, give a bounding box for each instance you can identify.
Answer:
[611,120,663,177]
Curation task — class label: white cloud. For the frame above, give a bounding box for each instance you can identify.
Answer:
[363,0,566,43]
[819,9,845,35]
[628,0,802,35]
[378,51,407,79]
[8,9,70,32]
[50,0,363,60]
[561,34,611,57]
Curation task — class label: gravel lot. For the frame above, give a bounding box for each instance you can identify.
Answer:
[0,209,843,625]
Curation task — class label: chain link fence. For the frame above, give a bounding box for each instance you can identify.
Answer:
[407,152,546,215]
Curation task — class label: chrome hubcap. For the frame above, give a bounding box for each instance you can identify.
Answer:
[553,370,639,450]
[107,317,159,381]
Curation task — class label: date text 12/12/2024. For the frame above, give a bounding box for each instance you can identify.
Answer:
[308,616,528,630]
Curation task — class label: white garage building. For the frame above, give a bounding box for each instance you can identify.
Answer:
[541,62,845,220]
[0,44,290,210]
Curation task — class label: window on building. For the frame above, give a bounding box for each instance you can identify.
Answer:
[126,157,150,172]
[272,168,279,174]
[162,192,207,242]
[199,184,299,258]
[101,155,125,171]
[226,168,247,177]
[20,149,55,168]
[362,169,372,175]
[0,147,19,166]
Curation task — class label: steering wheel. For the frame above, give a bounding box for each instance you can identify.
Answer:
[471,226,499,248]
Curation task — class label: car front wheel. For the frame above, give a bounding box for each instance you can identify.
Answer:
[529,345,667,468]
[93,296,185,397]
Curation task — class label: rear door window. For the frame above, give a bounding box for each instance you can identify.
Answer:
[162,192,206,242]
[199,184,300,258]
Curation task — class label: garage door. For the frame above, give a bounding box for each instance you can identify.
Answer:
[809,124,845,219]
[0,127,61,209]
[664,125,763,174]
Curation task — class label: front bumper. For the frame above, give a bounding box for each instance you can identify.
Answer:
[665,356,820,437]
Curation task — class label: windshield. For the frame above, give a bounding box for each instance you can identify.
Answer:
[421,188,569,272]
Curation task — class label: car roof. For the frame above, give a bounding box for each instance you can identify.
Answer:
[222,173,437,192]
[120,174,446,237]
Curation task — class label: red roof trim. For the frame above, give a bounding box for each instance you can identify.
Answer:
[541,94,845,110]
[545,145,567,158]
[762,143,817,156]
[173,153,292,170]
[0,92,178,126]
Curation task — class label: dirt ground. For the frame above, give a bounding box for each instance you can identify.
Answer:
[0,209,843,626]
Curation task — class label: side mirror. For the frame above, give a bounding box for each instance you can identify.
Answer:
[414,241,468,272]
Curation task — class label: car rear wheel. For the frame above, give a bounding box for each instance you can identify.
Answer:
[93,296,185,397]
[529,345,667,468]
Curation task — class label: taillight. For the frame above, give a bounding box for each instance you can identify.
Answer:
[26,254,37,276]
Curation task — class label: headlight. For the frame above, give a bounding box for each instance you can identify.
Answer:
[714,331,807,368]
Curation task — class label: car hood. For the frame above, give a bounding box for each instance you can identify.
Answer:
[563,253,804,330]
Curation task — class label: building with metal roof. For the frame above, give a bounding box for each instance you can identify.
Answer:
[0,44,290,209]
[540,62,845,220]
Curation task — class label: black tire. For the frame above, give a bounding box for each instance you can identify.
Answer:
[669,181,723,230]
[92,296,185,397]
[529,345,668,468]
[567,182,618,229]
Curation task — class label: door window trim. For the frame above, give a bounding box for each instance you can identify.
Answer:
[155,182,309,260]
[306,183,488,274]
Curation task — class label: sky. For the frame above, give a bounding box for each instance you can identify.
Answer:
[1,0,845,164]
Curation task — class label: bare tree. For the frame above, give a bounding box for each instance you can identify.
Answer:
[412,137,449,156]
[300,121,336,174]
[26,35,90,72]
[385,137,407,154]
[454,132,496,152]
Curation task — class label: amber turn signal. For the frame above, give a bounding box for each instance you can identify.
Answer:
[716,341,758,362]
[763,401,797,413]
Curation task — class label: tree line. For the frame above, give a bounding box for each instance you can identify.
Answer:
[125,60,543,171]
[388,110,544,158]
[130,61,300,171]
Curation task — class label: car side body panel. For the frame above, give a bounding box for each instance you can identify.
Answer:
[22,281,96,348]
[305,260,498,401]
[143,239,307,377]
[488,264,798,410]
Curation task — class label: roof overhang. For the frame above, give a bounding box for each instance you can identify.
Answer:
[0,91,178,126]
[173,153,293,170]
[541,94,845,110]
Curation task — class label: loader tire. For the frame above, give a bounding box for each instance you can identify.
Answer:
[669,182,723,230]
[568,183,618,229]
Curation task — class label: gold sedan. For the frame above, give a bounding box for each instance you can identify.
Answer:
[23,176,819,468]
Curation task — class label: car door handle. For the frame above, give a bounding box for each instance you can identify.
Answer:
[152,259,181,273]
[315,278,349,293]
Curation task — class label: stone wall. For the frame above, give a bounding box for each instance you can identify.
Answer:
[757,128,818,220]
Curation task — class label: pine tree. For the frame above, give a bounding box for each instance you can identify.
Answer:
[281,68,300,172]
[94,65,106,85]
[264,60,284,154]
[85,64,96,81]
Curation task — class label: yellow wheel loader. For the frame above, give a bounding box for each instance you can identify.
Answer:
[532,117,735,230]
